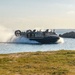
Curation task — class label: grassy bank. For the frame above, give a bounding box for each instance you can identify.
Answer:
[0,50,75,75]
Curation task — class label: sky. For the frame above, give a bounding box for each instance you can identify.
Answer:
[0,0,75,30]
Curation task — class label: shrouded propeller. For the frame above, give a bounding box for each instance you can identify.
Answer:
[15,30,21,36]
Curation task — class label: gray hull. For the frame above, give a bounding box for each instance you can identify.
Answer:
[30,35,59,44]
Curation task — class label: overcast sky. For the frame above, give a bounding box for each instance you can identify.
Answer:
[0,0,75,30]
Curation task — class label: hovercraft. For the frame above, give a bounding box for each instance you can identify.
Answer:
[15,29,60,44]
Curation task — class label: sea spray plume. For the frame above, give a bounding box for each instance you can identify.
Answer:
[0,25,38,43]
[57,37,64,43]
[12,36,39,44]
[0,25,13,42]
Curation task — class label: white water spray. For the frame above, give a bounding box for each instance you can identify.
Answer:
[11,36,39,44]
[57,37,64,43]
[0,25,13,42]
[0,25,38,44]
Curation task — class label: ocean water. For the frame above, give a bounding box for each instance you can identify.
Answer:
[0,29,75,54]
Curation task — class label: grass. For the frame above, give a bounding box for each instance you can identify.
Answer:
[0,50,75,75]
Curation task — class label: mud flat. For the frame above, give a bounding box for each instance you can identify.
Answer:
[0,50,75,75]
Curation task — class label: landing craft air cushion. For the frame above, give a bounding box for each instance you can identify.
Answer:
[15,29,60,44]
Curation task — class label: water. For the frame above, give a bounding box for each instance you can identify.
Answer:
[0,29,75,54]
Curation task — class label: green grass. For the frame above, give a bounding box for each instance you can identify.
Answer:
[0,50,75,75]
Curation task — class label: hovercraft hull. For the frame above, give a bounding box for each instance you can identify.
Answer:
[29,35,59,44]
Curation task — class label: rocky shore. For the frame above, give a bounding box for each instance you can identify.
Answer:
[59,31,75,38]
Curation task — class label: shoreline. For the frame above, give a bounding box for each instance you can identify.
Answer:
[0,50,75,75]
